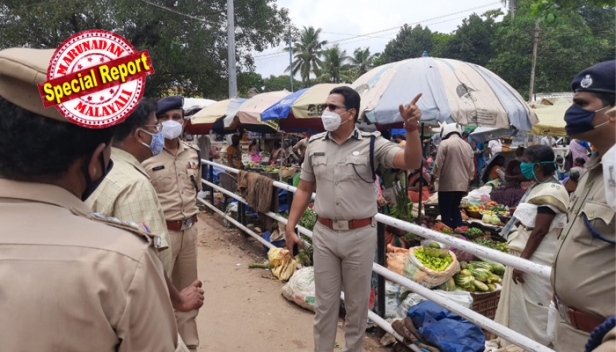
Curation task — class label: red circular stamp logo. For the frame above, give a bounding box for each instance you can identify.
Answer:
[37,29,155,128]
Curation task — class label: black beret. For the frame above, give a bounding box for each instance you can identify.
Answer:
[157,96,184,117]
[571,60,615,94]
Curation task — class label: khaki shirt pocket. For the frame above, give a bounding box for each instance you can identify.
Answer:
[343,155,371,182]
[575,201,615,246]
[310,154,329,181]
[181,168,199,195]
[150,175,174,193]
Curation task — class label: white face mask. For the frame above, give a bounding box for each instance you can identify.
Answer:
[322,110,350,131]
[162,120,183,140]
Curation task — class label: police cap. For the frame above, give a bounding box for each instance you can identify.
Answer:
[571,60,616,94]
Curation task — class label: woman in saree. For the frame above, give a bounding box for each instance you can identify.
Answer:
[494,145,570,347]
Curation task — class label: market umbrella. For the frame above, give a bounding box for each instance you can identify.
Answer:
[184,98,216,110]
[530,98,570,137]
[191,98,246,125]
[470,126,518,144]
[351,57,538,131]
[223,91,289,130]
[260,84,349,132]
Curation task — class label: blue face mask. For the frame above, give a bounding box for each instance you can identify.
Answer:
[520,161,557,183]
[564,104,611,136]
[140,129,164,156]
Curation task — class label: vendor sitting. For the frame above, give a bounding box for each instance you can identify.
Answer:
[269,141,285,166]
[407,159,432,203]
[481,154,506,187]
[490,147,532,207]
[249,140,261,162]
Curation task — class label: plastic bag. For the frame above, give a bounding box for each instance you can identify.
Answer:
[408,301,485,352]
[404,247,460,289]
[281,267,316,312]
[384,281,405,319]
[547,300,558,344]
[396,290,473,319]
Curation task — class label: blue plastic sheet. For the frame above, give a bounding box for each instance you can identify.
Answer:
[407,301,485,352]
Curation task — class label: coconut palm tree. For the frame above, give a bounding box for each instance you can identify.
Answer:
[349,47,376,75]
[319,44,351,83]
[285,26,328,85]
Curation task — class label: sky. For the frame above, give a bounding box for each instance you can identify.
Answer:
[252,0,507,78]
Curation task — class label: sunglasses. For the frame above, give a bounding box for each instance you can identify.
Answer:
[320,103,347,111]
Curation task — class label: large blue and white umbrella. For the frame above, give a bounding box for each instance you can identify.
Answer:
[351,57,538,131]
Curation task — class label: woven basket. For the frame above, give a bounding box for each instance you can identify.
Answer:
[280,169,295,178]
[470,287,501,320]
[466,209,482,219]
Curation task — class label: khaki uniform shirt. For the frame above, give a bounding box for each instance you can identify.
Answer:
[433,134,474,192]
[0,179,181,352]
[86,147,173,275]
[143,141,202,221]
[552,153,615,319]
[300,128,402,220]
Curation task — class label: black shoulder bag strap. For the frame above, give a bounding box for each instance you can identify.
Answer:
[353,134,377,183]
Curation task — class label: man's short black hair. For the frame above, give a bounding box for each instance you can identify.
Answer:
[330,86,361,122]
[591,92,616,107]
[113,99,157,142]
[0,97,115,181]
[574,157,586,166]
[525,145,556,176]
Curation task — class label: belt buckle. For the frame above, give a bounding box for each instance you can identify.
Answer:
[181,218,193,230]
[332,220,350,231]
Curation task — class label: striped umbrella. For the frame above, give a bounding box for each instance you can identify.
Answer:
[351,57,538,131]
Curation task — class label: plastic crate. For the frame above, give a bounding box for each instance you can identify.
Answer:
[424,203,440,217]
[470,287,501,320]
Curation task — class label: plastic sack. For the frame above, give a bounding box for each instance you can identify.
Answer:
[386,244,409,276]
[384,281,406,319]
[396,290,473,319]
[404,247,460,289]
[281,267,316,312]
[463,186,493,205]
[408,301,485,352]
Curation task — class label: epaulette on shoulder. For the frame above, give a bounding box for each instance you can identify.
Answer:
[71,208,162,249]
[309,132,326,143]
[360,131,381,138]
[184,141,200,152]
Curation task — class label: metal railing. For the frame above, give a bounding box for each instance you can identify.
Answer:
[200,159,554,352]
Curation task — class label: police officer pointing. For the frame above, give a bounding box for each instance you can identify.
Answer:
[551,60,616,351]
[286,86,423,352]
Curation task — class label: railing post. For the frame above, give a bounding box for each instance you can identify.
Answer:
[287,178,294,213]
[376,221,386,318]
[208,158,214,205]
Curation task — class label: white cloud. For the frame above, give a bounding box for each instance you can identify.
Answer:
[252,0,505,78]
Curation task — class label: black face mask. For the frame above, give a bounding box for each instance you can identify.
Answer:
[81,153,114,201]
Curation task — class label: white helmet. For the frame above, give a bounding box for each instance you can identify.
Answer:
[440,122,463,139]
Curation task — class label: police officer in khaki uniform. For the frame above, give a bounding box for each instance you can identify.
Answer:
[0,48,187,351]
[143,96,202,352]
[286,86,423,352]
[551,61,616,351]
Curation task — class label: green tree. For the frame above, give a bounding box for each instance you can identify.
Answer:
[431,32,453,57]
[285,26,328,84]
[262,74,304,92]
[487,5,609,98]
[317,44,350,83]
[348,47,376,75]
[381,24,434,63]
[237,72,264,97]
[0,0,290,99]
[441,10,502,66]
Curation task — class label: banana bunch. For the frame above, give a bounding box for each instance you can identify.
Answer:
[267,247,298,281]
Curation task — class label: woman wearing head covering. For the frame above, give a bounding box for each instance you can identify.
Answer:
[490,147,533,207]
[494,145,570,347]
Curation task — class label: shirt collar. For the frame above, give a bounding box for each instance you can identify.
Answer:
[111,147,149,179]
[324,127,363,142]
[0,178,90,212]
[162,139,186,155]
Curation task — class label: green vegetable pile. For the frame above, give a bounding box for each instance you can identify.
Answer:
[414,247,453,271]
[473,238,509,253]
[454,261,505,292]
[466,228,484,237]
[299,208,317,230]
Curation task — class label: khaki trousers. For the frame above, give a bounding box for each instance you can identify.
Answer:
[553,315,590,352]
[169,225,199,351]
[312,220,377,352]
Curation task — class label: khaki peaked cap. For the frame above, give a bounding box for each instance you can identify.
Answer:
[0,48,66,122]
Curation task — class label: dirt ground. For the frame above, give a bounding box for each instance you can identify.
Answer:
[195,211,393,352]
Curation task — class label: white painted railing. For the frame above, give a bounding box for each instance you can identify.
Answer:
[200,159,554,352]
